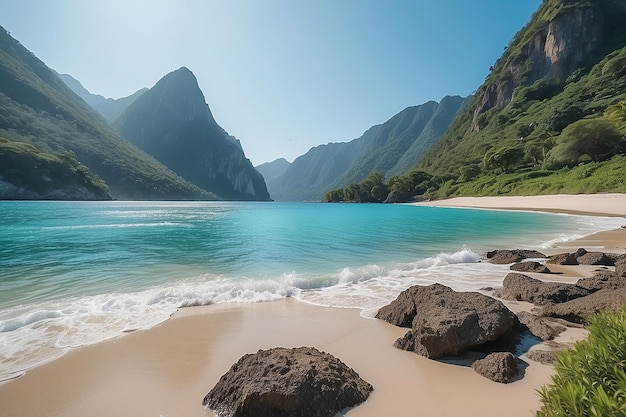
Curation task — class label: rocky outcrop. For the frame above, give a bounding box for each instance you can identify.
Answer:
[547,249,618,266]
[493,273,589,305]
[526,349,558,365]
[471,352,518,383]
[202,347,372,417]
[547,252,579,265]
[516,311,565,341]
[114,67,270,201]
[616,255,626,277]
[471,0,622,132]
[510,261,552,274]
[376,283,519,359]
[576,270,626,292]
[539,287,626,324]
[486,249,546,264]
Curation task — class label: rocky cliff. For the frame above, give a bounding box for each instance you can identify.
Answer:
[471,0,626,132]
[114,67,270,201]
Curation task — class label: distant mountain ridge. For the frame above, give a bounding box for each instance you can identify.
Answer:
[256,158,291,183]
[59,73,147,122]
[0,25,214,200]
[114,67,270,201]
[264,96,468,201]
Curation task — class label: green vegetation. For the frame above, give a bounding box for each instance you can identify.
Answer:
[0,136,110,199]
[0,26,214,200]
[326,0,626,203]
[536,304,626,417]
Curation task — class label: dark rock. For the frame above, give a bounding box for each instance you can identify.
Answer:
[615,255,626,277]
[526,349,558,365]
[576,252,615,266]
[574,248,588,258]
[516,311,565,341]
[493,273,589,305]
[546,252,578,265]
[510,261,552,274]
[471,352,518,383]
[487,249,546,264]
[576,270,626,292]
[378,283,519,359]
[375,285,422,328]
[539,288,626,324]
[202,347,373,417]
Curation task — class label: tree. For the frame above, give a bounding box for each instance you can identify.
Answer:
[483,146,525,173]
[549,118,624,167]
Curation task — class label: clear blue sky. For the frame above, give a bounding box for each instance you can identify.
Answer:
[1,0,541,165]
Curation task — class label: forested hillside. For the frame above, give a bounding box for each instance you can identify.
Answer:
[327,0,626,202]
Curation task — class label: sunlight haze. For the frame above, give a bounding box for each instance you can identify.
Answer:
[1,0,541,165]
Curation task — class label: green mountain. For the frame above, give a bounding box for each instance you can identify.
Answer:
[59,73,147,122]
[335,95,470,185]
[410,0,626,197]
[0,26,214,200]
[267,96,467,201]
[0,136,110,200]
[265,125,381,201]
[113,67,271,201]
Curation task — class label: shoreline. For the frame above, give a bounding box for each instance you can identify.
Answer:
[1,194,626,417]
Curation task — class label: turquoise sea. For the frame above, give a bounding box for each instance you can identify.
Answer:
[0,201,622,380]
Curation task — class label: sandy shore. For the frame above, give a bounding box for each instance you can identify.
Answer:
[1,194,625,417]
[413,193,626,217]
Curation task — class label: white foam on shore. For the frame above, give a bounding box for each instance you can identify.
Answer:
[1,209,622,380]
[0,248,499,379]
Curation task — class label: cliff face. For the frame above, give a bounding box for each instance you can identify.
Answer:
[114,67,270,201]
[471,0,626,132]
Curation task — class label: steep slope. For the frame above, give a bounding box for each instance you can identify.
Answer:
[335,96,468,185]
[256,158,291,183]
[388,95,471,177]
[416,0,626,194]
[268,96,466,201]
[0,135,111,200]
[0,26,213,200]
[59,73,147,122]
[113,67,270,201]
[267,125,381,201]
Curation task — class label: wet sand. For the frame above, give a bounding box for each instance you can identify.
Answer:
[1,194,625,417]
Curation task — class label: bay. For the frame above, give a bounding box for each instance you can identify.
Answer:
[0,201,621,379]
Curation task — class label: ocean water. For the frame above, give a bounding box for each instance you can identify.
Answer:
[0,200,622,380]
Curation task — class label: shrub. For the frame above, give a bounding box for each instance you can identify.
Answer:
[536,304,626,417]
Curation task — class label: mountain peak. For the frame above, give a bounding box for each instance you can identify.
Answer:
[114,68,271,201]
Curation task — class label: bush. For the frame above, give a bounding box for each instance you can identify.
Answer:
[536,304,626,417]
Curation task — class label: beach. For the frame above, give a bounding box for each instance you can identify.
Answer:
[1,194,625,417]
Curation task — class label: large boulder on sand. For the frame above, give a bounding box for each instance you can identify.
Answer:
[539,287,626,324]
[487,249,546,264]
[547,252,578,265]
[516,311,565,341]
[510,261,552,274]
[376,283,519,359]
[493,273,589,305]
[471,352,518,383]
[576,270,626,292]
[615,255,626,277]
[202,347,373,417]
